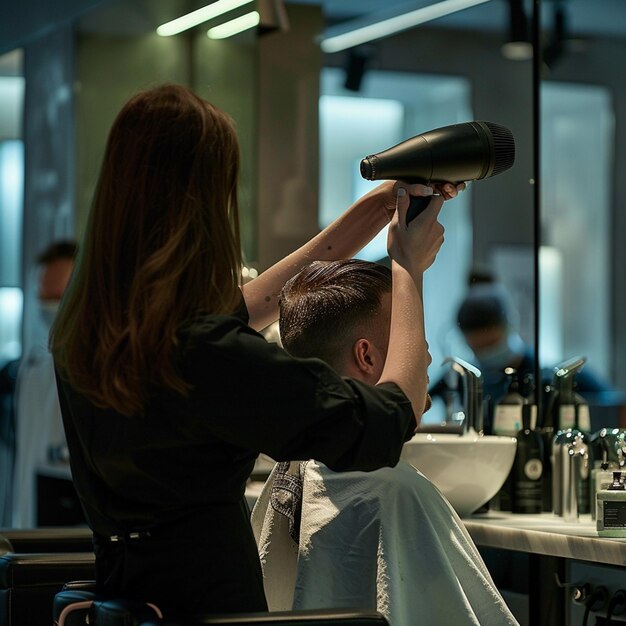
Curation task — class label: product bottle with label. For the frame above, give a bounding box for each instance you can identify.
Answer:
[552,356,589,431]
[493,367,526,437]
[539,378,558,513]
[588,429,622,519]
[592,461,614,521]
[597,471,626,537]
[540,382,557,512]
[521,373,538,429]
[556,377,577,431]
[540,356,589,513]
[512,404,544,513]
[550,357,591,514]
[491,369,525,511]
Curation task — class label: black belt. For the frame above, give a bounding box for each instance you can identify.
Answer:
[97,499,250,545]
[108,530,153,543]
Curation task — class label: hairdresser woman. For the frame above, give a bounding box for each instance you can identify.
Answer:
[50,84,462,618]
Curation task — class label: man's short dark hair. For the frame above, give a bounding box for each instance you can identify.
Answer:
[36,240,78,265]
[457,284,513,332]
[279,260,391,370]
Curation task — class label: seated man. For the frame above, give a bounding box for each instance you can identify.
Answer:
[251,260,518,626]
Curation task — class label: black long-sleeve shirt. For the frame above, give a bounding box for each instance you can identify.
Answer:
[55,309,415,617]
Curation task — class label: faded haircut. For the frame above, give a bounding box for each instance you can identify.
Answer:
[279,259,392,371]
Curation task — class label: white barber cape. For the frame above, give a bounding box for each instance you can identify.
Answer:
[251,460,518,626]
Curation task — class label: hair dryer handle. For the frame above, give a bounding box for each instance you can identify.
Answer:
[406,194,432,225]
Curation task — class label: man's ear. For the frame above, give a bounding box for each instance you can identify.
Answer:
[352,338,377,374]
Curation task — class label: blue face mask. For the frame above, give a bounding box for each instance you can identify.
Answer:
[475,332,526,374]
[38,300,60,328]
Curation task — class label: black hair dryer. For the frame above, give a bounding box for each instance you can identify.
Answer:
[360,121,516,224]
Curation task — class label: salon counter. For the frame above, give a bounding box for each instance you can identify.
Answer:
[461,512,626,626]
[462,511,626,567]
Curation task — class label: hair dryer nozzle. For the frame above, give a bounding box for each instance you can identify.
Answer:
[360,120,515,185]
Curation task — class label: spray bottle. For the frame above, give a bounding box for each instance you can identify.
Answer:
[549,356,591,516]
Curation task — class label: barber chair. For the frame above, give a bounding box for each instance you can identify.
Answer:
[0,537,12,556]
[54,588,390,626]
[0,551,95,625]
[0,527,95,623]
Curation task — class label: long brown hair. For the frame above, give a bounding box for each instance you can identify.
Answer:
[51,84,243,415]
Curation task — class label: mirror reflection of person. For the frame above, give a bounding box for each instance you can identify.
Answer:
[49,83,463,618]
[430,274,623,433]
[251,260,518,626]
[12,240,77,528]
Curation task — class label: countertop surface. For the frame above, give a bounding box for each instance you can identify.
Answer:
[463,512,626,566]
[37,465,626,568]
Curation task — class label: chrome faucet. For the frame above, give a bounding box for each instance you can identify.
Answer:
[442,356,484,435]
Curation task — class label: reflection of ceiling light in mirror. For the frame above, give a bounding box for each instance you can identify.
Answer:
[501,0,532,60]
[156,0,254,36]
[207,11,260,39]
[320,0,493,54]
[501,41,533,60]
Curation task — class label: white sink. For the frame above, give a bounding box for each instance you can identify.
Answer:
[400,430,518,517]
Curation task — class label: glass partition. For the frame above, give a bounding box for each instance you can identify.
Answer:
[314,0,536,430]
[539,0,626,431]
[5,0,538,529]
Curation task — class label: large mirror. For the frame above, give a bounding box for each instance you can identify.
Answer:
[274,0,537,435]
[538,0,626,431]
[0,0,537,529]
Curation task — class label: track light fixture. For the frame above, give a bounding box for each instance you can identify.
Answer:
[343,47,375,92]
[501,0,532,61]
[319,0,492,54]
[543,0,567,68]
[157,0,288,39]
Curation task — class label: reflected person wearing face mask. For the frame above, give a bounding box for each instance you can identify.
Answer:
[38,299,61,329]
[472,330,527,377]
[429,277,616,434]
[12,241,77,528]
[455,283,531,433]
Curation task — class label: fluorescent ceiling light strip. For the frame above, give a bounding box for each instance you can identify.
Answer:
[320,0,492,53]
[157,0,254,36]
[207,11,260,39]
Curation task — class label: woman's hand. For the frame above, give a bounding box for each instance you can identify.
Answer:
[385,180,465,274]
[433,181,467,199]
[374,179,466,223]
[387,186,445,275]
[394,180,465,202]
[242,179,463,331]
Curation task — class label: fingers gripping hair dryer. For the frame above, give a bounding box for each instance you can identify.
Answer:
[360,121,515,224]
